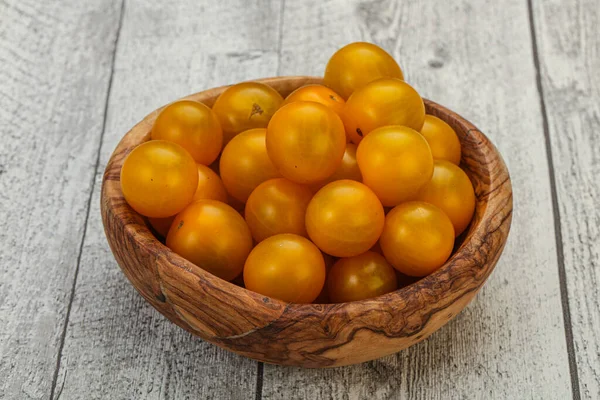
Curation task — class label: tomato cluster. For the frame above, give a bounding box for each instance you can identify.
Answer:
[120,42,475,304]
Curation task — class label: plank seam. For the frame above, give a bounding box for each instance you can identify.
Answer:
[526,1,581,398]
[48,1,126,399]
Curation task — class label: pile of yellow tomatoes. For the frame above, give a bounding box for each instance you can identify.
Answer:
[120,42,475,304]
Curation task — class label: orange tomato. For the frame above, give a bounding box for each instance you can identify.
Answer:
[416,160,475,236]
[327,251,398,303]
[420,115,461,165]
[121,140,198,218]
[243,234,326,303]
[314,253,335,303]
[309,143,362,192]
[244,178,313,242]
[212,82,284,144]
[148,216,175,238]
[193,164,228,203]
[306,180,385,257]
[357,125,433,206]
[166,200,253,281]
[266,101,346,184]
[324,42,404,99]
[380,201,455,277]
[343,78,425,143]
[151,100,222,165]
[219,128,281,203]
[283,84,345,116]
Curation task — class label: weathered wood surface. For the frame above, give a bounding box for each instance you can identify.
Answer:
[532,0,600,397]
[53,1,283,399]
[0,1,122,399]
[264,0,574,398]
[0,0,597,398]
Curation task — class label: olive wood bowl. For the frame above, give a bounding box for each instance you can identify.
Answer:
[101,76,513,368]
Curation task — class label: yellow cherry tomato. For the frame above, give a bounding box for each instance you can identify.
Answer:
[310,143,362,192]
[306,180,384,257]
[343,78,425,144]
[266,101,346,184]
[324,42,404,99]
[357,125,433,206]
[193,164,228,203]
[148,216,175,238]
[166,200,253,281]
[212,82,284,144]
[380,201,455,277]
[219,128,281,203]
[243,234,326,303]
[121,140,198,218]
[244,178,313,242]
[327,251,398,303]
[420,115,461,165]
[314,253,335,303]
[151,100,222,165]
[283,84,345,117]
[416,160,475,236]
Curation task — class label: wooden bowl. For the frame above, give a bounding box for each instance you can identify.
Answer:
[101,76,512,368]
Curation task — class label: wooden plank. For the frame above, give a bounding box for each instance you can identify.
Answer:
[54,1,283,399]
[0,1,122,398]
[531,0,599,397]
[262,0,574,398]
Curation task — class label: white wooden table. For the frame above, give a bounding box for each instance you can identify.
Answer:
[1,0,598,398]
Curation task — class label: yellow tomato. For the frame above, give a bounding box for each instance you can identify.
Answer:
[416,160,475,236]
[343,78,425,144]
[121,140,198,218]
[380,201,455,277]
[357,125,433,206]
[166,200,253,281]
[283,84,345,116]
[219,128,281,203]
[266,101,346,184]
[212,82,284,144]
[151,100,222,165]
[420,115,461,165]
[327,251,397,303]
[243,234,326,303]
[324,42,404,99]
[306,180,385,257]
[310,143,362,192]
[193,164,228,203]
[244,178,313,242]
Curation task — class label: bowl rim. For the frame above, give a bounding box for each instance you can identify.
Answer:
[101,76,513,365]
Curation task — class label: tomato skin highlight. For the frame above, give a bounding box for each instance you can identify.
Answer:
[219,128,281,203]
[243,234,326,303]
[415,160,475,236]
[420,115,462,165]
[357,125,434,207]
[380,201,455,277]
[306,180,385,257]
[327,251,398,303]
[166,200,253,281]
[151,100,222,165]
[324,42,404,99]
[342,78,425,144]
[266,101,346,184]
[244,178,314,242]
[121,140,198,218]
[212,82,284,145]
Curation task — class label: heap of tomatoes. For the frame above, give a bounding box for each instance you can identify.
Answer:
[120,42,475,304]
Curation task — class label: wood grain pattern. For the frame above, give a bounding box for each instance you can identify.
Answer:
[532,0,600,397]
[54,1,284,398]
[100,76,511,368]
[264,0,574,398]
[0,1,122,398]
